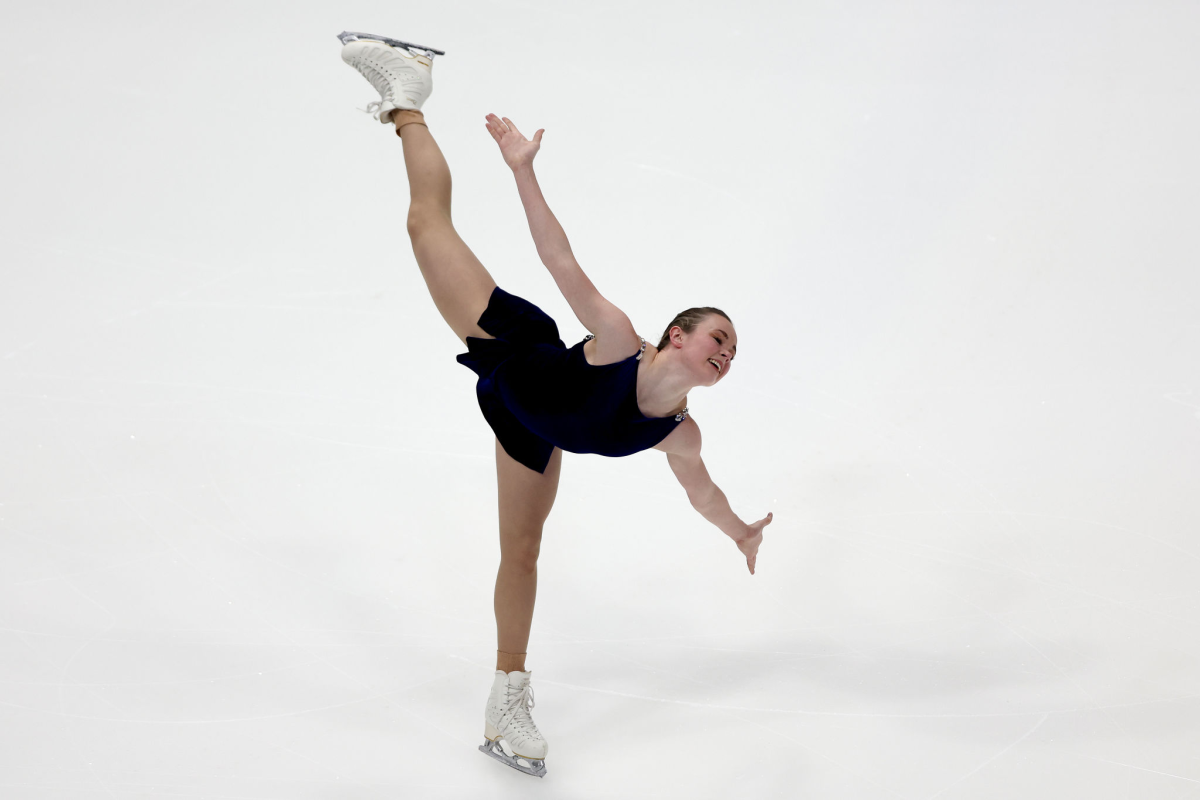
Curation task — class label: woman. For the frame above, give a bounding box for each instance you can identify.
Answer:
[337,31,773,778]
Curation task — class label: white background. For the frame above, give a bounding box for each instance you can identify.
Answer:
[2,1,1198,797]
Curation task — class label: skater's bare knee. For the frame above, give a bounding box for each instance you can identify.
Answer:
[499,530,542,573]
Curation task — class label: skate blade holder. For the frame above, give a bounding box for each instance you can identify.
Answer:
[336,30,445,56]
[479,737,547,778]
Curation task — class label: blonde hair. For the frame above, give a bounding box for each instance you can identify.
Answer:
[655,308,734,352]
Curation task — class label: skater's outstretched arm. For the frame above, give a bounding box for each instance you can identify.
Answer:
[678,460,771,575]
[485,113,630,336]
[666,423,772,575]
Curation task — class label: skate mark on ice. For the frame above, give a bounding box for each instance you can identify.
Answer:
[1081,757,1200,786]
[720,708,908,799]
[925,714,1050,799]
[537,677,1200,718]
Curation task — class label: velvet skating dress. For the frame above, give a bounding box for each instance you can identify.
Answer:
[456,286,690,474]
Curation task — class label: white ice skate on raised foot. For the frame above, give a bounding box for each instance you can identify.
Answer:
[480,670,548,778]
[336,31,444,124]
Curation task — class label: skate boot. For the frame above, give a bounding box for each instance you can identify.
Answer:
[336,31,445,124]
[479,670,548,778]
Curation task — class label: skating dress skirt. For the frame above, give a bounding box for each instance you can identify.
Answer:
[456,286,689,474]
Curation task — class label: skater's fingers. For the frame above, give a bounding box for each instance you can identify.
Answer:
[486,118,506,144]
[503,117,522,136]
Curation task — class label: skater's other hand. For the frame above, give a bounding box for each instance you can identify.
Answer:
[486,114,543,170]
[736,513,772,575]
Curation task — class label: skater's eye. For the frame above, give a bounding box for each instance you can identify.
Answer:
[714,335,734,361]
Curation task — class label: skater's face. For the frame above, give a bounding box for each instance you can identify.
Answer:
[681,315,736,384]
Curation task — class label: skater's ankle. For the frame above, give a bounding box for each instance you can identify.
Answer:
[496,650,527,673]
[393,108,427,136]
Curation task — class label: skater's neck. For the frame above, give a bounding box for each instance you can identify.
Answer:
[638,347,691,418]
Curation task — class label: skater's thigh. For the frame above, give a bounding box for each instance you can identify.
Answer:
[408,212,498,347]
[495,438,562,544]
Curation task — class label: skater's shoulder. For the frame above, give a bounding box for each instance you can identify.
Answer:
[581,318,641,366]
[652,413,700,456]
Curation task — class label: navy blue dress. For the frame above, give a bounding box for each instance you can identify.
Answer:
[456,286,690,474]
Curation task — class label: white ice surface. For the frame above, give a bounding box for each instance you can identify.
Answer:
[2,1,1199,798]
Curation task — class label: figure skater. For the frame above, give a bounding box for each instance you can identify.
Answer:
[337,31,772,778]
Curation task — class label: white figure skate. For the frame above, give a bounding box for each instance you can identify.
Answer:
[336,31,444,124]
[479,670,548,778]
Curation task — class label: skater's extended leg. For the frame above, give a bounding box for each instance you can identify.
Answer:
[400,121,499,348]
[494,438,562,671]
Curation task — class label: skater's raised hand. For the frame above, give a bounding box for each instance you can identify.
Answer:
[486,113,543,171]
[736,513,772,575]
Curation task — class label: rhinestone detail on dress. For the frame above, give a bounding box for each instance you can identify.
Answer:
[583,333,646,360]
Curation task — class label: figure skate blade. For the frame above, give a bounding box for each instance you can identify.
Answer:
[336,31,445,56]
[479,736,547,778]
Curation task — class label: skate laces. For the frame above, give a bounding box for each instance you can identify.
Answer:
[353,60,394,114]
[505,681,540,737]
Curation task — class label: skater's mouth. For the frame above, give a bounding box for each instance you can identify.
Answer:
[707,358,721,373]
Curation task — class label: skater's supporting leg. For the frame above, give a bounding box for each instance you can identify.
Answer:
[497,650,526,673]
[399,121,498,347]
[494,439,563,671]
